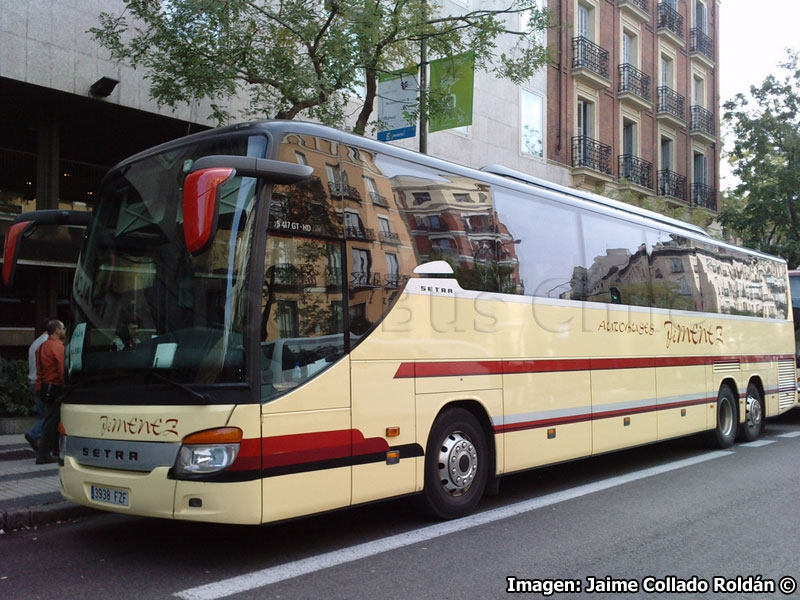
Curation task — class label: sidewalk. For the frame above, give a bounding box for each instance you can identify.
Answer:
[0,433,96,531]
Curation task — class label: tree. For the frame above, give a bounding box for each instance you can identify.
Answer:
[720,49,800,267]
[90,0,550,134]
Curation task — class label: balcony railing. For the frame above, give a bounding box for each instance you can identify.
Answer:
[658,169,687,201]
[692,183,717,210]
[572,36,610,79]
[619,155,653,189]
[379,230,400,243]
[690,28,714,62]
[572,136,612,175]
[351,271,382,288]
[369,191,389,207]
[272,264,317,287]
[345,226,375,241]
[657,86,685,121]
[385,274,410,288]
[657,2,684,39]
[618,64,651,101]
[619,0,649,16]
[329,182,362,201]
[690,105,715,136]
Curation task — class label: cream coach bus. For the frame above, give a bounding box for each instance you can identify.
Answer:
[3,121,797,524]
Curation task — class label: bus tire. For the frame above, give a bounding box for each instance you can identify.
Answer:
[416,407,488,520]
[738,382,764,442]
[710,385,738,449]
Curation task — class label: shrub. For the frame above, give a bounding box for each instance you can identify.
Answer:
[0,359,33,417]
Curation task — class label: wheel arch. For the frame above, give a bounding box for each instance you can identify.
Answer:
[432,399,498,480]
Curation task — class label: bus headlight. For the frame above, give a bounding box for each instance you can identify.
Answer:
[173,427,242,477]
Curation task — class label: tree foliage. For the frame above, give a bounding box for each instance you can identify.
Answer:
[90,0,550,134]
[720,49,800,266]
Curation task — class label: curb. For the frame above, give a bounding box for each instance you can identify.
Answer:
[2,501,98,532]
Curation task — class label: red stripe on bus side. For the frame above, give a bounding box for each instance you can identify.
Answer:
[252,429,390,470]
[394,355,794,378]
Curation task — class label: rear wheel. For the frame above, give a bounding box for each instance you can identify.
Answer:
[710,385,739,448]
[416,408,489,520]
[738,382,764,442]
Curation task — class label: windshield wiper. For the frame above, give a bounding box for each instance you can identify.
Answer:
[149,371,211,404]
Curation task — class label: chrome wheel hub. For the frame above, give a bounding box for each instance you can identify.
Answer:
[745,394,762,429]
[438,431,478,496]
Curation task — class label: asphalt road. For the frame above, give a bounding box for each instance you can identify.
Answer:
[3,409,799,600]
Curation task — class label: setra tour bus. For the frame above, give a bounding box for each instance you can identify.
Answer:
[3,121,797,524]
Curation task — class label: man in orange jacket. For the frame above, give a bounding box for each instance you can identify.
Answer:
[35,319,66,464]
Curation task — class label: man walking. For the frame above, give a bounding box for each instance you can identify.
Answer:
[35,319,66,464]
[24,320,49,452]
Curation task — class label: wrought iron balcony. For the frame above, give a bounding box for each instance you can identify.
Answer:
[272,264,317,287]
[657,2,684,39]
[692,183,717,210]
[351,271,380,288]
[572,136,612,175]
[690,28,714,62]
[618,64,651,101]
[618,0,649,17]
[385,273,410,288]
[657,86,685,121]
[345,226,375,241]
[658,169,687,201]
[619,155,653,189]
[369,191,389,207]
[329,182,362,201]
[572,36,610,80]
[379,230,400,243]
[690,105,715,136]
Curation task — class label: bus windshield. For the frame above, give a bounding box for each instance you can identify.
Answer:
[68,133,267,389]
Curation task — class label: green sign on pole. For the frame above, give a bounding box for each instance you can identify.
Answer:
[429,52,475,133]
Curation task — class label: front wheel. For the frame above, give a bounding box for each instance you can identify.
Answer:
[710,385,739,449]
[738,382,765,442]
[416,408,489,520]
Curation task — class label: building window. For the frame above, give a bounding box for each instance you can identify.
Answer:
[577,98,594,138]
[660,136,673,171]
[294,152,308,165]
[694,0,707,33]
[693,75,705,108]
[660,55,673,88]
[622,119,637,156]
[622,30,638,67]
[276,301,299,338]
[577,2,594,41]
[521,89,544,157]
[351,248,371,286]
[694,152,708,185]
[412,192,431,205]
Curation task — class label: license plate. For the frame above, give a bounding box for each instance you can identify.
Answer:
[90,485,129,507]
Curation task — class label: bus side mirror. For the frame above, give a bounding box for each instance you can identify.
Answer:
[183,156,313,255]
[183,167,235,254]
[2,220,35,287]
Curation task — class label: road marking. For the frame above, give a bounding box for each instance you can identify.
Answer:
[776,431,800,438]
[174,450,733,600]
[738,440,776,447]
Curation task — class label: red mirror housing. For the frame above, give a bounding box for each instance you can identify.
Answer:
[182,167,234,254]
[2,220,35,287]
